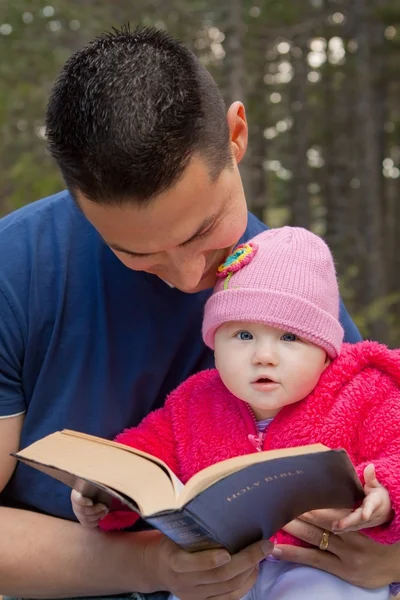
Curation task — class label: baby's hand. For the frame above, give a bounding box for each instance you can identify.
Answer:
[332,464,392,533]
[71,489,109,528]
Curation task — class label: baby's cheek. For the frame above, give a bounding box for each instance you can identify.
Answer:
[288,372,318,399]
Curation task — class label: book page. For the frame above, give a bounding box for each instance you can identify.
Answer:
[61,430,185,499]
[16,431,182,514]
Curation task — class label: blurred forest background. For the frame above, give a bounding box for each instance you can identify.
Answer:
[0,0,399,345]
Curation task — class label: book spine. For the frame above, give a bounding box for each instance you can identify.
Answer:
[146,511,222,552]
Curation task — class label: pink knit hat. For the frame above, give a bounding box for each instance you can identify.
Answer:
[202,227,344,358]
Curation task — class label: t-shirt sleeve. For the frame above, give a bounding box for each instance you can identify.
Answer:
[339,298,362,343]
[0,285,26,416]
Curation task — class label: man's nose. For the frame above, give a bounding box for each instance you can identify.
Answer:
[167,254,206,291]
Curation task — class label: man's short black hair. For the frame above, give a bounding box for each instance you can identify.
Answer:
[45,25,232,205]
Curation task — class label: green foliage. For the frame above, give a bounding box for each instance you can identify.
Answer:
[0,0,399,343]
[352,294,400,348]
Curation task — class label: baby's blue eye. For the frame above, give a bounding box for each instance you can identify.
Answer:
[236,331,253,341]
[281,333,298,342]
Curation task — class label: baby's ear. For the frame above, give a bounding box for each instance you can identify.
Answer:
[324,354,331,369]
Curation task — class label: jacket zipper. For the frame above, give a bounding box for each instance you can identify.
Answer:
[245,403,266,452]
[244,403,280,550]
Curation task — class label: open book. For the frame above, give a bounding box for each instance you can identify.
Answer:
[14,430,364,553]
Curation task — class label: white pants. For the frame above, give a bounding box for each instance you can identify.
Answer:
[170,558,390,600]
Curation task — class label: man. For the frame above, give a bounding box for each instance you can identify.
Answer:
[0,26,398,600]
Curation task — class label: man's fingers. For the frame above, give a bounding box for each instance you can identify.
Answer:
[282,518,345,556]
[283,517,326,546]
[198,567,255,596]
[228,539,273,575]
[298,508,352,530]
[205,567,258,600]
[166,542,231,575]
[167,538,271,578]
[272,543,342,574]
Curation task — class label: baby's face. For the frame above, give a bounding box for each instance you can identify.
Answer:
[214,322,329,420]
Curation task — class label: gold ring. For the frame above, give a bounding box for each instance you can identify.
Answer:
[319,530,330,551]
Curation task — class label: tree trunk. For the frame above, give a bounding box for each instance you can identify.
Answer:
[321,2,362,313]
[220,0,256,207]
[353,0,387,341]
[288,39,311,228]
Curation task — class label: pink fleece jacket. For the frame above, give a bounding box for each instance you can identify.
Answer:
[100,341,400,546]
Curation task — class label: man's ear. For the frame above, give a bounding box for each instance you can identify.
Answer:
[226,102,248,164]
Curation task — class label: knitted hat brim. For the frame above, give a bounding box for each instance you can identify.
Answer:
[203,288,344,358]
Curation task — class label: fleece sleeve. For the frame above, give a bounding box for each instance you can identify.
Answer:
[355,373,400,544]
[99,400,179,531]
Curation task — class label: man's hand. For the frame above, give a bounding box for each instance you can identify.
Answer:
[144,533,273,600]
[271,508,397,589]
[332,464,392,533]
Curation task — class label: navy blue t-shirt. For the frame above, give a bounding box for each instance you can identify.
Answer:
[0,191,361,520]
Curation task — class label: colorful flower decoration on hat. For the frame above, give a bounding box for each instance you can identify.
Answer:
[217,242,258,289]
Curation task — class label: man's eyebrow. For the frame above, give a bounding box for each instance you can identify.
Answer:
[106,214,219,257]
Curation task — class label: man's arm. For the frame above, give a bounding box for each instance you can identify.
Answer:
[0,507,270,600]
[0,416,271,599]
[0,506,160,597]
[0,414,153,597]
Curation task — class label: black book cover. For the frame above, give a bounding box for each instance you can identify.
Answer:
[146,449,364,553]
[14,431,364,554]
